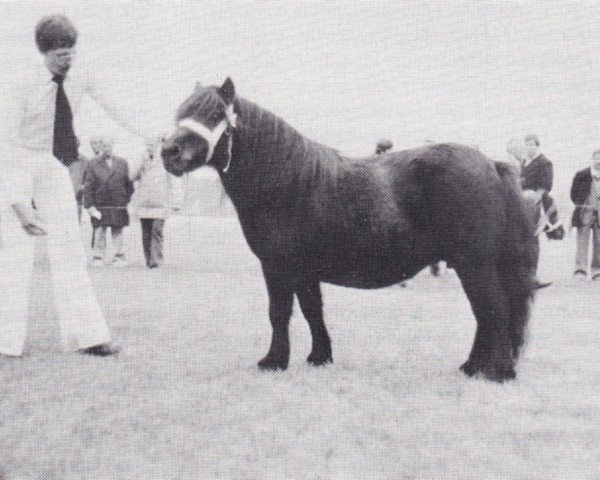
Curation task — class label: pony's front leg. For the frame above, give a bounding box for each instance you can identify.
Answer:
[296,280,332,366]
[258,266,294,371]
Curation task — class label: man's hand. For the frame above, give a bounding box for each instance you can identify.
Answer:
[88,207,102,220]
[12,202,47,236]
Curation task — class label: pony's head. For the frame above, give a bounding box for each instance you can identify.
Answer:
[162,78,237,176]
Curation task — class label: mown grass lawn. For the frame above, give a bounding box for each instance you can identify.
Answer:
[0,217,598,479]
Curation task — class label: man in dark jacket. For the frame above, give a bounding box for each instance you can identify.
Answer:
[522,134,564,239]
[84,136,134,266]
[570,150,600,279]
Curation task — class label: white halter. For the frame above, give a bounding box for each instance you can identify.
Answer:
[177,104,237,173]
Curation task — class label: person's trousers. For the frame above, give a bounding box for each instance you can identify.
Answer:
[575,224,600,276]
[0,149,110,355]
[140,218,165,266]
[93,226,124,259]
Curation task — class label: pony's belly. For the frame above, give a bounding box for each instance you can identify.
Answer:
[320,257,423,289]
[323,274,401,289]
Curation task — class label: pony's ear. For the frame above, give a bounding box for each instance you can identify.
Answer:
[195,81,203,91]
[218,77,235,104]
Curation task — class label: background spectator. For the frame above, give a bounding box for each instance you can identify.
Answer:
[84,136,134,266]
[132,136,175,268]
[522,134,564,240]
[375,138,393,155]
[570,149,600,280]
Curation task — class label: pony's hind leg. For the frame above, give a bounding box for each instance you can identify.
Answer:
[258,265,294,371]
[456,263,515,382]
[460,323,492,377]
[295,280,332,366]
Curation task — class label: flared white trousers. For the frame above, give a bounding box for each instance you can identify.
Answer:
[0,147,110,355]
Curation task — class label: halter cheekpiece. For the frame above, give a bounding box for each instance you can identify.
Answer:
[178,104,237,173]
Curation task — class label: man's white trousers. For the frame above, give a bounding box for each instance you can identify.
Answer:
[0,148,110,355]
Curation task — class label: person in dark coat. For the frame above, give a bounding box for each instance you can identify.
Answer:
[570,150,600,279]
[84,136,134,266]
[522,134,564,240]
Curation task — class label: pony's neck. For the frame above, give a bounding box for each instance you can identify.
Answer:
[218,97,341,209]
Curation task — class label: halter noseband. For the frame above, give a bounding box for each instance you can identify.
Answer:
[178,104,237,173]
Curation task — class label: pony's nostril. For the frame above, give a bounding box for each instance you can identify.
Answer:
[161,144,180,159]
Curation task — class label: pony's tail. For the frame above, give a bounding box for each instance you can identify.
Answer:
[494,162,537,359]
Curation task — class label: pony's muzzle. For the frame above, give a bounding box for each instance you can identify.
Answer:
[161,143,181,161]
[161,143,185,175]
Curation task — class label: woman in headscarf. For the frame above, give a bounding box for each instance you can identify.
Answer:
[132,136,176,268]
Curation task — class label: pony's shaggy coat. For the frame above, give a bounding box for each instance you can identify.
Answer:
[163,79,537,382]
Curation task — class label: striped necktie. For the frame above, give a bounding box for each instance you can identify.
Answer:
[52,75,78,166]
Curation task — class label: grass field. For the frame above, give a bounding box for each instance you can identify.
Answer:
[0,216,599,479]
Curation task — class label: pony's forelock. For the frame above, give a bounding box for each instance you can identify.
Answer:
[176,86,227,124]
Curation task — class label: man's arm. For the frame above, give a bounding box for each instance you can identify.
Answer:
[0,150,45,236]
[12,203,47,236]
[0,81,26,147]
[131,152,151,182]
[85,75,148,140]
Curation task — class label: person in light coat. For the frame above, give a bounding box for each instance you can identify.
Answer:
[132,137,177,268]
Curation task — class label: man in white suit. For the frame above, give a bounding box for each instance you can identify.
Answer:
[0,15,147,357]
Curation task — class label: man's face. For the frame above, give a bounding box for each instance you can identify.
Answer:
[525,139,539,158]
[44,47,76,76]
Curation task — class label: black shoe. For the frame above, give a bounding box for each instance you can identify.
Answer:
[592,273,600,281]
[147,262,159,269]
[79,343,121,356]
[574,269,587,278]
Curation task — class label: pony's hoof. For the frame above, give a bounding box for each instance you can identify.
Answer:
[483,365,516,383]
[307,351,333,366]
[459,360,483,377]
[257,356,288,371]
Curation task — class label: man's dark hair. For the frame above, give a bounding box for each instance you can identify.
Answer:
[524,134,540,147]
[35,15,78,53]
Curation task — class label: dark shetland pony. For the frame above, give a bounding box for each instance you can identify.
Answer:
[162,78,538,382]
